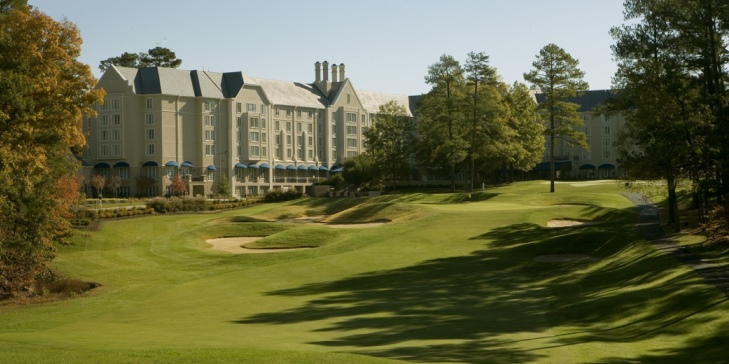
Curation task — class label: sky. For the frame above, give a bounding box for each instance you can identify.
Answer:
[29,0,627,96]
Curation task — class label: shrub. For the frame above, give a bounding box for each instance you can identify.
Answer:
[263,188,303,202]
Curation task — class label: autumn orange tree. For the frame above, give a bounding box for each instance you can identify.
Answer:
[0,3,104,298]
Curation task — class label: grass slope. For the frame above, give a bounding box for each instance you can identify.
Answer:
[1,181,727,363]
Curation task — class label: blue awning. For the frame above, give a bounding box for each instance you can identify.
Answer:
[260,163,270,169]
[331,166,344,173]
[234,162,247,169]
[598,163,616,169]
[297,165,307,170]
[274,164,285,170]
[142,161,158,167]
[181,161,194,167]
[579,164,596,170]
[165,160,179,167]
[207,164,216,171]
[286,164,296,170]
[113,161,129,168]
[247,163,259,169]
[308,165,319,171]
[94,162,110,169]
[319,165,329,171]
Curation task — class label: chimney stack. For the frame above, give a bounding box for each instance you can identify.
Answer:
[339,63,345,81]
[332,64,338,83]
[315,61,321,83]
[322,61,329,82]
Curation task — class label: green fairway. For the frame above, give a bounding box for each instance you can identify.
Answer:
[1,181,727,363]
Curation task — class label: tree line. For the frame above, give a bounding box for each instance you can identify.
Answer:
[345,46,589,194]
[609,0,729,232]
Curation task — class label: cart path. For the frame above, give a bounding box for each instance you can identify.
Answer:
[623,193,729,298]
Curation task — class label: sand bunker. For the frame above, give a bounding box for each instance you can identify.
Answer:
[533,254,599,263]
[547,219,592,227]
[206,237,310,254]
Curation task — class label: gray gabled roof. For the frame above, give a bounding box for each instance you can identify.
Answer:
[357,90,416,116]
[244,76,327,109]
[535,89,619,112]
[112,66,244,99]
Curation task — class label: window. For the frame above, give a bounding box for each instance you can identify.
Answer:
[181,167,189,177]
[275,148,281,158]
[99,100,108,111]
[275,107,280,116]
[146,143,154,155]
[347,126,357,135]
[111,129,121,141]
[347,113,357,123]
[237,116,242,127]
[236,102,242,113]
[347,138,357,148]
[99,144,109,156]
[204,101,210,112]
[145,128,154,140]
[297,110,302,118]
[332,136,337,145]
[146,98,153,110]
[247,103,256,113]
[347,94,351,104]
[261,119,267,128]
[603,150,612,159]
[99,114,108,126]
[166,167,175,179]
[602,138,611,147]
[297,123,302,132]
[286,109,291,117]
[99,130,109,141]
[205,115,216,127]
[286,135,292,145]
[308,150,313,160]
[308,123,313,133]
[111,98,121,110]
[111,144,121,156]
[118,167,129,179]
[261,105,266,115]
[145,113,154,125]
[261,146,267,156]
[347,151,357,157]
[361,114,366,125]
[286,149,292,158]
[205,130,215,141]
[603,126,611,135]
[276,135,281,145]
[147,167,157,179]
[112,114,121,125]
[308,111,312,119]
[286,122,292,132]
[236,131,241,143]
[250,117,259,128]
[205,144,215,156]
[332,150,338,160]
[275,120,280,131]
[207,169,214,181]
[250,146,260,156]
[261,132,267,143]
[308,136,313,145]
[250,132,259,142]
[318,123,322,133]
[297,135,303,145]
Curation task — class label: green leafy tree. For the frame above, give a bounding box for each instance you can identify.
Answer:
[217,174,231,197]
[503,82,545,181]
[342,154,380,190]
[524,43,589,192]
[90,175,106,198]
[610,0,714,231]
[417,54,468,192]
[0,6,104,298]
[0,0,26,13]
[99,47,182,72]
[364,101,415,189]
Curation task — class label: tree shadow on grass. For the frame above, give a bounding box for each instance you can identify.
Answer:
[231,204,729,363]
